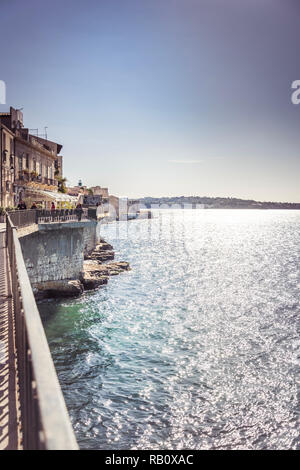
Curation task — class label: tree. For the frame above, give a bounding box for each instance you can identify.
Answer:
[57,176,67,193]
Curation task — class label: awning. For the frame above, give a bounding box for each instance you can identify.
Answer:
[25,188,79,207]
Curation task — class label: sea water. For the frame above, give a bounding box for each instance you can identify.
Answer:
[39,210,300,449]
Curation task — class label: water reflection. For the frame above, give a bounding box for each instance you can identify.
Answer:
[40,210,300,450]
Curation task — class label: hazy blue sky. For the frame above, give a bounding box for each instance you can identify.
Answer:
[1,0,300,201]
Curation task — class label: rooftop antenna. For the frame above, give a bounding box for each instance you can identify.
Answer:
[29,128,48,139]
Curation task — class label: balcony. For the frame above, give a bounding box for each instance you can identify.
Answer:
[42,177,58,186]
[15,171,58,190]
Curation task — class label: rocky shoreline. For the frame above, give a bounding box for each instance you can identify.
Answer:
[81,239,130,290]
[35,238,130,299]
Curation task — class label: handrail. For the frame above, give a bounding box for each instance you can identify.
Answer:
[36,208,88,224]
[7,209,90,227]
[6,215,78,450]
[7,209,37,229]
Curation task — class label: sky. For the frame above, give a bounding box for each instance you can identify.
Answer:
[0,0,300,201]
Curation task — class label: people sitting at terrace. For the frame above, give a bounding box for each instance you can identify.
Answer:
[17,200,27,210]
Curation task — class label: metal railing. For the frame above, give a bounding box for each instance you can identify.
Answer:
[8,210,37,228]
[36,208,88,224]
[6,214,78,450]
[7,208,89,228]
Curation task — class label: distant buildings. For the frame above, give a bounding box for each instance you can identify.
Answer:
[140,196,300,210]
[0,107,65,208]
[90,186,108,198]
[67,183,140,220]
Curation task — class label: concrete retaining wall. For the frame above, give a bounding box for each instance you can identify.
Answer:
[19,220,99,293]
[83,223,98,256]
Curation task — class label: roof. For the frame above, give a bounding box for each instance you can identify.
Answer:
[25,188,79,202]
[0,122,15,135]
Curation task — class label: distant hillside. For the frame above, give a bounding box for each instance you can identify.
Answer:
[140,196,300,210]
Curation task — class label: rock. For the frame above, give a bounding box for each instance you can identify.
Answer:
[106,262,130,273]
[86,250,115,262]
[33,279,84,299]
[82,275,108,290]
[83,260,110,276]
[95,242,114,252]
[67,280,84,294]
[81,239,131,292]
[85,243,115,261]
[81,260,110,290]
[114,261,130,271]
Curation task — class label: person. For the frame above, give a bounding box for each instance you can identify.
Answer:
[50,201,56,221]
[75,202,83,221]
[17,200,27,210]
[31,202,37,209]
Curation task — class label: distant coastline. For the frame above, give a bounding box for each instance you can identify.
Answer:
[140,196,300,210]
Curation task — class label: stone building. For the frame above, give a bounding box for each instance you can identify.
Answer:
[90,186,109,198]
[0,107,63,206]
[0,121,15,207]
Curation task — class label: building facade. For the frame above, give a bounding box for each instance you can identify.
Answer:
[90,186,109,198]
[0,107,63,207]
[0,122,15,207]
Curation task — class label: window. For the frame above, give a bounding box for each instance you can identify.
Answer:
[26,154,29,168]
[18,156,23,172]
[2,133,7,161]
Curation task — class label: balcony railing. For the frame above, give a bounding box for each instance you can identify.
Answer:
[15,172,58,187]
[6,214,78,449]
[41,177,58,186]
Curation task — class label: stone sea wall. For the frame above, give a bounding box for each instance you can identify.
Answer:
[19,220,98,297]
[19,220,130,298]
[83,222,98,256]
